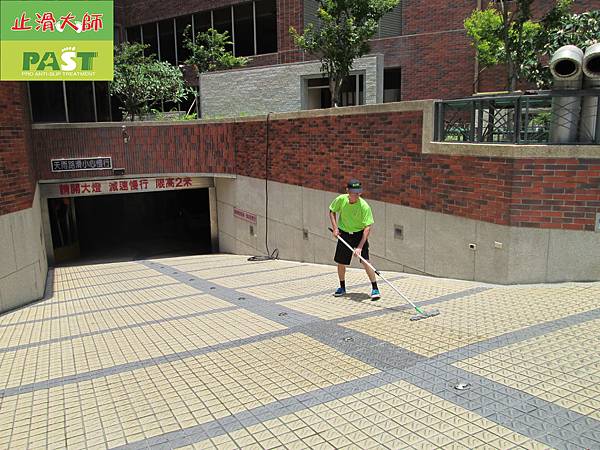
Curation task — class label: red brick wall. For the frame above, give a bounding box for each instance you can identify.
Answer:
[402,0,476,36]
[33,123,236,180]
[234,112,515,226]
[0,83,36,215]
[234,111,599,231]
[511,159,600,230]
[32,110,600,231]
[371,32,476,100]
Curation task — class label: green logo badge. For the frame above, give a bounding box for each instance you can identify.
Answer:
[1,1,113,80]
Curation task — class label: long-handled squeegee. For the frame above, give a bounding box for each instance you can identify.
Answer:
[329,228,440,321]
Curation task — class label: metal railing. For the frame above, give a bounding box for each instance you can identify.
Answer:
[434,90,600,145]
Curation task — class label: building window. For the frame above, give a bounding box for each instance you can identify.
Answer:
[142,22,159,57]
[94,82,112,122]
[29,81,118,123]
[234,3,255,57]
[128,1,278,59]
[383,68,401,102]
[126,25,141,43]
[29,82,66,122]
[158,19,176,65]
[376,3,402,38]
[213,7,233,53]
[66,82,96,122]
[304,74,365,109]
[194,11,212,35]
[176,15,193,63]
[255,0,277,54]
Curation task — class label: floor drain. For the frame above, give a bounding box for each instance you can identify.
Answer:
[454,383,471,391]
[343,337,354,342]
[278,312,288,317]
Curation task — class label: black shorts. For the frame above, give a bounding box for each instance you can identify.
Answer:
[334,229,369,265]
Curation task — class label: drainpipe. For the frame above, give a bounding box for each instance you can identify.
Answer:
[549,45,584,143]
[580,43,600,143]
[473,0,482,94]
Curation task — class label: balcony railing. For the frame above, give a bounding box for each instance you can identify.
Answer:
[434,90,600,145]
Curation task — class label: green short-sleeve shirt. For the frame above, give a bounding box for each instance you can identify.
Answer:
[329,194,374,233]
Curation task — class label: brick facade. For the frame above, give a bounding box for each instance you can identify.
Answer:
[120,0,600,100]
[0,83,36,215]
[32,110,600,232]
[33,123,236,181]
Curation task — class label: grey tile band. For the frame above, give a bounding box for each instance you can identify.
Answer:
[0,291,203,330]
[147,261,429,373]
[132,261,600,450]
[402,362,600,450]
[4,258,598,450]
[274,275,407,304]
[3,265,297,330]
[329,286,491,325]
[0,328,293,398]
[201,263,301,281]
[9,282,180,313]
[0,303,240,354]
[111,370,397,450]
[433,305,600,366]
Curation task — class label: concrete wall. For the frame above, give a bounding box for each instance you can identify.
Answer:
[216,175,600,284]
[200,55,383,118]
[0,186,48,314]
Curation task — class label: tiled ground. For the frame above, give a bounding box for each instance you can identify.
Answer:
[1,254,600,449]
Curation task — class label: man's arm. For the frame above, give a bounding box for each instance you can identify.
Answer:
[354,225,371,256]
[329,211,339,236]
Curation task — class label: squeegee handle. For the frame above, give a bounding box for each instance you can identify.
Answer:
[328,227,421,310]
[328,227,379,274]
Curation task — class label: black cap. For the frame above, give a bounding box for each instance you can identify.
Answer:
[347,179,362,193]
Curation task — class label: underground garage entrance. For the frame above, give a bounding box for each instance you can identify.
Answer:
[47,187,214,264]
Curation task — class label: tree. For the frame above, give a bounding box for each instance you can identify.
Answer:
[109,42,193,121]
[290,0,399,107]
[465,0,600,91]
[182,28,248,73]
[531,6,600,88]
[465,0,539,91]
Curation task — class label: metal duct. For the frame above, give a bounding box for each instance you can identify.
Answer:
[580,43,600,142]
[550,45,584,143]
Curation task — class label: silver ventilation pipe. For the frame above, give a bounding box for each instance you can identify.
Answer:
[550,45,584,143]
[580,43,600,142]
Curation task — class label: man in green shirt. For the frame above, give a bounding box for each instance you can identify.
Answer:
[329,179,380,300]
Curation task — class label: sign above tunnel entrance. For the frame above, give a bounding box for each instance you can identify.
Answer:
[51,157,112,172]
[43,176,213,198]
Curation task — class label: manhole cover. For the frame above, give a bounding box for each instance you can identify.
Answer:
[278,312,288,317]
[454,383,471,391]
